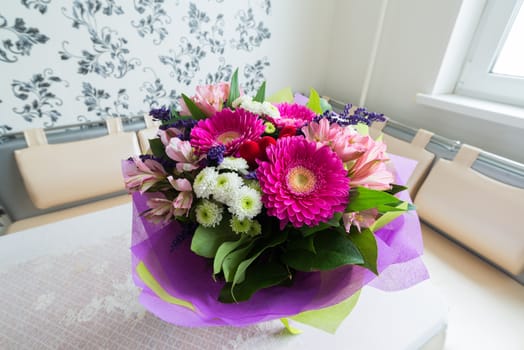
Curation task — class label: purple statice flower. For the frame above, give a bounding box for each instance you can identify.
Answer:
[149,106,172,122]
[244,171,258,180]
[313,103,386,127]
[139,154,177,170]
[159,119,198,141]
[206,145,226,166]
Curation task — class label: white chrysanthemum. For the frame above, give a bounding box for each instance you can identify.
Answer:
[262,101,280,119]
[195,200,223,227]
[193,167,218,199]
[213,172,243,203]
[217,157,249,174]
[230,216,252,234]
[247,220,262,236]
[233,95,265,115]
[232,95,252,108]
[229,186,262,220]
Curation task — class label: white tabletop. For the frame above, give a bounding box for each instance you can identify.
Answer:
[0,203,447,349]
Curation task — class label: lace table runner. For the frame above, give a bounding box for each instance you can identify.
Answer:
[0,232,308,349]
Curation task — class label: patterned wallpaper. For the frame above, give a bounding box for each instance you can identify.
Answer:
[0,0,278,135]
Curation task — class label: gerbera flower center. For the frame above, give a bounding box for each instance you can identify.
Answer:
[217,131,241,144]
[286,166,317,195]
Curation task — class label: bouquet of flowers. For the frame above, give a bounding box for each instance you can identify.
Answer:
[123,70,427,332]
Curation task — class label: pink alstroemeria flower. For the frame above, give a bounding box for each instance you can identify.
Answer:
[302,118,367,162]
[122,157,167,193]
[348,136,394,190]
[165,137,201,172]
[179,83,230,117]
[143,193,175,224]
[343,208,379,233]
[158,128,184,146]
[168,177,193,217]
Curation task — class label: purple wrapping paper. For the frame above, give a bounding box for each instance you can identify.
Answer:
[130,154,428,327]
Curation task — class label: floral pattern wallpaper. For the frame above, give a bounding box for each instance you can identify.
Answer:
[0,0,275,135]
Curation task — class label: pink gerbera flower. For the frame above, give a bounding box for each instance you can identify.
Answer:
[272,103,316,128]
[257,136,350,228]
[190,108,265,156]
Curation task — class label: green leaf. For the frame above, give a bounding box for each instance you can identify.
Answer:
[386,184,409,195]
[291,290,361,334]
[222,238,258,283]
[300,212,342,237]
[253,81,266,102]
[190,223,236,258]
[213,235,250,276]
[232,231,289,290]
[306,88,322,114]
[281,230,364,271]
[219,262,290,303]
[347,187,404,213]
[227,68,240,107]
[348,227,378,274]
[289,234,316,254]
[149,138,166,158]
[181,93,207,120]
[370,201,409,231]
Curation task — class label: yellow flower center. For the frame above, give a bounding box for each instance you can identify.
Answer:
[286,166,316,195]
[217,131,240,144]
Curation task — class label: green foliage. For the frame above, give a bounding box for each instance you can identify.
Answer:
[213,235,251,277]
[181,93,207,120]
[386,184,409,195]
[253,81,266,102]
[222,238,258,282]
[190,222,237,259]
[232,230,288,287]
[227,68,240,107]
[219,262,290,303]
[281,230,364,271]
[149,138,167,159]
[348,227,378,274]
[347,187,405,213]
[216,228,289,303]
[300,212,342,237]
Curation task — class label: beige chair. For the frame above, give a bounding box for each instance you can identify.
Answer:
[137,114,161,154]
[371,123,435,198]
[7,118,140,233]
[415,144,524,278]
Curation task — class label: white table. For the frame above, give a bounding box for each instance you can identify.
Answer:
[0,203,447,349]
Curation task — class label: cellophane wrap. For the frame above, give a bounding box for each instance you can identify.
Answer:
[130,154,428,327]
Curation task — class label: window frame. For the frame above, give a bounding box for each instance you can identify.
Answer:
[455,0,524,107]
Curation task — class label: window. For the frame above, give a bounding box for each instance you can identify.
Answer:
[456,0,524,107]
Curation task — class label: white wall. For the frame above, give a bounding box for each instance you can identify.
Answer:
[323,0,524,163]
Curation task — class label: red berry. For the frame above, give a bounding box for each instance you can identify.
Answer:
[257,136,277,161]
[239,141,260,166]
[279,126,297,138]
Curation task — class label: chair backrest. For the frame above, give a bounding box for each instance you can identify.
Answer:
[14,118,140,209]
[415,144,524,276]
[371,123,435,198]
[137,114,161,154]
